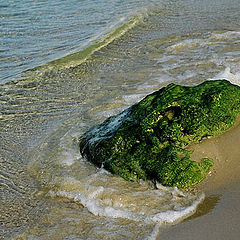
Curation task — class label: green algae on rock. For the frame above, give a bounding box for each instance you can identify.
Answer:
[80,80,240,188]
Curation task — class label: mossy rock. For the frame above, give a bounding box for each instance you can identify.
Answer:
[80,80,240,188]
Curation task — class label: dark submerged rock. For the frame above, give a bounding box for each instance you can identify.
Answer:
[80,80,240,188]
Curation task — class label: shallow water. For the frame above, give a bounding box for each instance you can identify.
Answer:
[1,0,240,239]
[0,0,158,83]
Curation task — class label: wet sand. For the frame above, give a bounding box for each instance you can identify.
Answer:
[159,117,240,239]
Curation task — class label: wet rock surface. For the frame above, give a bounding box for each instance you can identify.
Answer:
[80,80,240,188]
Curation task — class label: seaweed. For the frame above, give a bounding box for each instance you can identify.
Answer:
[80,80,240,188]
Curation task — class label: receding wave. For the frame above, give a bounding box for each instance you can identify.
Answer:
[30,15,142,73]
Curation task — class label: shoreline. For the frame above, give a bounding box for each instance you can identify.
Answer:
[158,116,240,239]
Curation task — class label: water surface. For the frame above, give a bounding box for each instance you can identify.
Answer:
[1,0,240,239]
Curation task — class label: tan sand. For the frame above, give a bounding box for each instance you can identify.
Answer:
[158,117,240,240]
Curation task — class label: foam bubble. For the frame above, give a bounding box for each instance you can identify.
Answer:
[209,67,240,86]
[48,171,204,228]
[209,31,240,41]
[166,39,205,53]
[59,151,77,166]
[56,130,82,166]
[122,93,146,104]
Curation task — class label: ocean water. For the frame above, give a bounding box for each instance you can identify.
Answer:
[0,0,159,83]
[1,0,240,239]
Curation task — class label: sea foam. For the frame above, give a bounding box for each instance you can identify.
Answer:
[47,169,204,225]
[209,67,240,86]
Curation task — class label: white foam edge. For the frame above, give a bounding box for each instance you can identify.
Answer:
[122,93,146,104]
[209,31,240,41]
[145,191,204,240]
[166,39,206,52]
[48,188,204,226]
[208,67,240,86]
